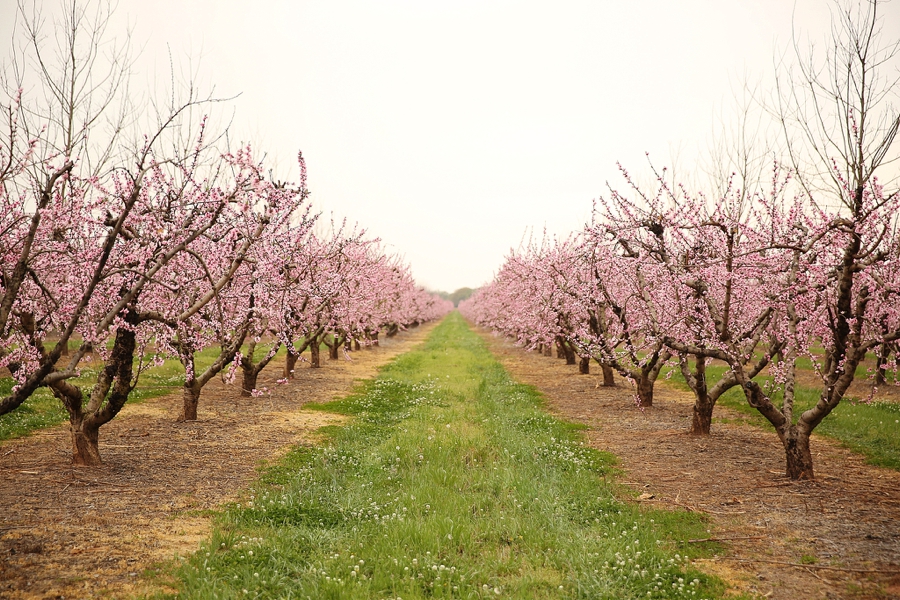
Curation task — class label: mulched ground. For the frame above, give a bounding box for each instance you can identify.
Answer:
[0,324,437,600]
[477,327,900,600]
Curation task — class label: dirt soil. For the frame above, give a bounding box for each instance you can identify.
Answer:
[477,328,900,600]
[0,323,436,600]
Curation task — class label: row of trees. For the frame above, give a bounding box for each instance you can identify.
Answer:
[462,0,900,481]
[0,0,451,465]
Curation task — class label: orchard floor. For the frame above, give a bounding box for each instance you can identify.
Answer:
[0,323,437,600]
[478,328,900,600]
[2,321,899,600]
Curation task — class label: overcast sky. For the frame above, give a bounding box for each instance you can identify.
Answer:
[3,1,895,292]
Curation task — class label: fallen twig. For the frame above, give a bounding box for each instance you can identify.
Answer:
[688,535,765,543]
[719,557,899,574]
[660,499,697,512]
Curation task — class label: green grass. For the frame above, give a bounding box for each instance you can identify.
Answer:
[665,362,900,470]
[165,313,729,599]
[0,377,69,440]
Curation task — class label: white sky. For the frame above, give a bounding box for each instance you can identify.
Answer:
[3,0,896,292]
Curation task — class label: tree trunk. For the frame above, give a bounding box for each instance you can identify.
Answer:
[180,383,201,421]
[601,364,615,387]
[284,350,298,378]
[69,414,102,466]
[543,344,552,357]
[875,343,890,386]
[328,341,339,360]
[354,339,361,351]
[781,426,814,480]
[369,331,379,347]
[690,394,713,435]
[578,356,590,374]
[564,345,576,365]
[65,313,138,465]
[310,340,321,368]
[688,357,712,435]
[556,338,575,364]
[241,368,259,397]
[636,373,653,407]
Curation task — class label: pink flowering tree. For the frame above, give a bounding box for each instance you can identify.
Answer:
[0,90,78,415]
[0,0,142,418]
[271,225,366,372]
[720,0,900,479]
[153,150,315,418]
[43,128,287,463]
[460,237,610,382]
[588,161,790,430]
[233,163,317,399]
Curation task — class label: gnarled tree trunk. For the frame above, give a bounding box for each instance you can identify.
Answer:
[241,369,259,397]
[686,355,712,435]
[326,334,345,360]
[601,363,615,386]
[691,395,714,435]
[180,382,202,421]
[630,350,670,408]
[70,413,102,466]
[284,350,299,378]
[874,343,891,386]
[578,356,590,374]
[780,425,814,480]
[310,338,321,368]
[60,312,138,465]
[635,373,654,407]
[557,337,576,365]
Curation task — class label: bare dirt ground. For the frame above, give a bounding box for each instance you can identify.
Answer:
[0,323,436,600]
[477,328,900,600]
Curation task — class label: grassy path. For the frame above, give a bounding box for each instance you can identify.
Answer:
[167,314,725,599]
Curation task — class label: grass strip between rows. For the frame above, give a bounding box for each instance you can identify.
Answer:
[160,313,728,599]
